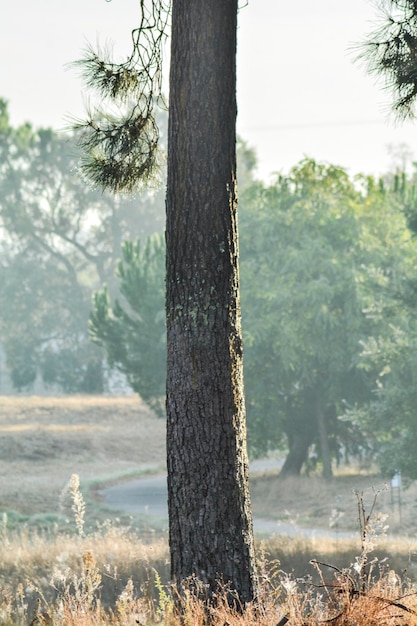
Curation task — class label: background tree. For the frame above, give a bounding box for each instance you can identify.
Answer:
[236,136,258,190]
[359,4,417,478]
[348,175,417,479]
[0,98,165,392]
[0,244,102,392]
[240,160,371,477]
[90,234,166,415]
[240,159,417,478]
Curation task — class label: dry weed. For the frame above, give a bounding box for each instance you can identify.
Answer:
[1,517,417,626]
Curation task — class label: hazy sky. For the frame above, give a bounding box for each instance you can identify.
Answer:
[2,0,417,181]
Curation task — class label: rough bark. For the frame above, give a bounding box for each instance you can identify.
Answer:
[165,0,258,603]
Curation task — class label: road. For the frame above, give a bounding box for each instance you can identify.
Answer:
[100,459,356,539]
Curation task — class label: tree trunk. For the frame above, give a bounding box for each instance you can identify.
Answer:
[279,428,313,477]
[165,0,258,604]
[280,393,316,477]
[316,396,333,480]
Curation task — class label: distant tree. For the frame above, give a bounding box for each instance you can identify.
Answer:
[240,159,415,478]
[90,234,166,415]
[0,99,165,392]
[236,136,258,190]
[240,160,369,477]
[350,177,417,479]
[0,245,103,392]
[360,5,417,479]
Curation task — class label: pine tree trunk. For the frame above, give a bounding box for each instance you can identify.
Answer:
[165,0,258,603]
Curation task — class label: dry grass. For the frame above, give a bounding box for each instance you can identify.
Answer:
[2,396,417,625]
[2,395,416,538]
[264,534,417,584]
[1,524,417,626]
[0,521,170,606]
[278,567,417,626]
[250,470,417,537]
[0,396,165,528]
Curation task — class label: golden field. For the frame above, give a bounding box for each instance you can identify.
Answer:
[1,395,417,626]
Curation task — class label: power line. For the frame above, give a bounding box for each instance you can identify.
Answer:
[238,119,387,132]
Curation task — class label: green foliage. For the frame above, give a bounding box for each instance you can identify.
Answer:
[85,155,417,477]
[340,172,417,478]
[0,99,165,393]
[73,2,170,193]
[352,281,417,478]
[240,161,362,460]
[90,234,166,415]
[75,106,161,194]
[0,245,100,393]
[240,158,417,474]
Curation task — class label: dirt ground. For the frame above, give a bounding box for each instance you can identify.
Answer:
[1,396,416,538]
[0,395,165,524]
[250,470,417,538]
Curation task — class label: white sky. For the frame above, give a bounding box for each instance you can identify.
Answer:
[2,0,417,181]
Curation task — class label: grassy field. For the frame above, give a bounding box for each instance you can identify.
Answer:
[250,469,417,537]
[1,395,417,625]
[2,523,417,626]
[1,394,417,536]
[0,395,166,529]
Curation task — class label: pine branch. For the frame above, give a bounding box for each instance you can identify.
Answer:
[358,0,417,119]
[72,0,170,193]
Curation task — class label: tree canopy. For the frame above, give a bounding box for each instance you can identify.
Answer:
[89,154,417,480]
[0,99,165,392]
[241,159,417,477]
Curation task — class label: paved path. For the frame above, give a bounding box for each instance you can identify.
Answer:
[101,458,282,521]
[100,459,356,539]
